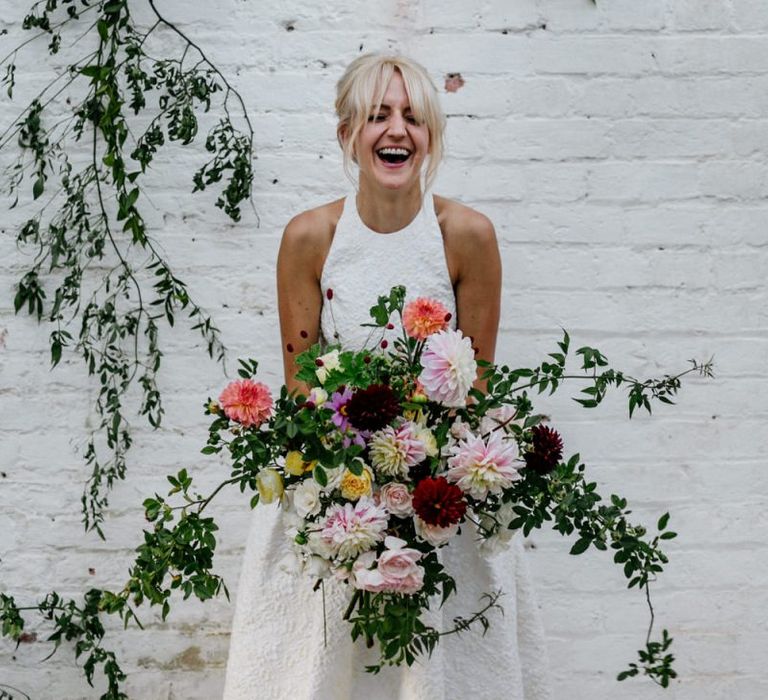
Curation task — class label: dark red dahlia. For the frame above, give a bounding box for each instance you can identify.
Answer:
[345,383,400,432]
[524,425,564,475]
[412,476,467,528]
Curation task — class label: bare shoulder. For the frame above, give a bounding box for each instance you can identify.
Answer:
[283,198,344,243]
[280,198,345,277]
[433,195,498,282]
[433,195,496,243]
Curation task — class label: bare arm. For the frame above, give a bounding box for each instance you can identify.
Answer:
[450,209,502,391]
[276,211,327,395]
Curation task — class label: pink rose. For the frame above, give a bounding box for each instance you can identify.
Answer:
[351,537,425,594]
[379,482,414,518]
[377,537,424,593]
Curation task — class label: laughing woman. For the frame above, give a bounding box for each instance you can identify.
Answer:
[222,54,551,700]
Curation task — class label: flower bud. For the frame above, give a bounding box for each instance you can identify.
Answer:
[309,387,328,407]
[256,468,284,504]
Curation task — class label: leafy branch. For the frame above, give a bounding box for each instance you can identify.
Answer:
[469,333,712,688]
[1,0,257,535]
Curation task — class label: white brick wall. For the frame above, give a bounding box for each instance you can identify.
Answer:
[1,1,766,698]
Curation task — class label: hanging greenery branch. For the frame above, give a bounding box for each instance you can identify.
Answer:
[1,0,256,536]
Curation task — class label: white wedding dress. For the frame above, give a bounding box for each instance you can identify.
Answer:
[222,193,552,700]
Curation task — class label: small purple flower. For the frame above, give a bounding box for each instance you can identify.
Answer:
[342,430,369,449]
[330,386,354,432]
[330,387,370,447]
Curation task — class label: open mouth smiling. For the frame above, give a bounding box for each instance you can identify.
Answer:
[376,146,412,165]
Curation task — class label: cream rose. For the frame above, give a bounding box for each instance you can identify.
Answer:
[315,350,340,384]
[293,479,322,518]
[414,515,459,547]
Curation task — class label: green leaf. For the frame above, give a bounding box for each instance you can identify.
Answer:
[569,537,590,555]
[32,176,44,199]
[97,19,109,42]
[657,512,670,531]
[313,464,328,487]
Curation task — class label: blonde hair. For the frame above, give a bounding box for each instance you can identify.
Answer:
[335,53,446,193]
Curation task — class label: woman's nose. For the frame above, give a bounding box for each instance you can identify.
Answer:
[387,112,407,136]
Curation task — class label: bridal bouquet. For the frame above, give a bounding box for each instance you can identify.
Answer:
[203,286,704,686]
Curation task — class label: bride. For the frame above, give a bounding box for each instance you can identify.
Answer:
[222,53,551,700]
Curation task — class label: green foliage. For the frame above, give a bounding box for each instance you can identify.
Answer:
[618,629,677,688]
[1,319,710,695]
[1,0,258,535]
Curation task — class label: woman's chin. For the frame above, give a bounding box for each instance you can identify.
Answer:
[365,163,421,191]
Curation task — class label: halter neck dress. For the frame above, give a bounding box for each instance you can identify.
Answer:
[222,192,552,700]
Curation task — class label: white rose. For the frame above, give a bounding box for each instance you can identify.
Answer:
[315,350,340,384]
[413,515,459,547]
[307,530,334,559]
[293,479,322,518]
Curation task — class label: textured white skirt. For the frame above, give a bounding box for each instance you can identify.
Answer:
[222,504,551,700]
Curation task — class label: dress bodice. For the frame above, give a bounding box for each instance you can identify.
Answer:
[319,191,457,350]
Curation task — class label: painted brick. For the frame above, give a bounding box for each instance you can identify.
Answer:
[0,0,766,698]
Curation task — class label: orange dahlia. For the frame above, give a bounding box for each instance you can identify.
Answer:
[402,297,450,341]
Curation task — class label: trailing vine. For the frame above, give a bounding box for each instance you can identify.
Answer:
[1,0,255,535]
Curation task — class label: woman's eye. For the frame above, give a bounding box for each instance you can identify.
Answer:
[368,114,386,122]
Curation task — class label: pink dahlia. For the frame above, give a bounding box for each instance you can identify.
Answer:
[403,297,450,340]
[418,329,477,408]
[218,379,273,427]
[320,497,389,560]
[446,431,521,500]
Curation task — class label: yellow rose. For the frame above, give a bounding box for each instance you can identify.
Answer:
[340,464,373,501]
[284,451,316,476]
[256,468,284,504]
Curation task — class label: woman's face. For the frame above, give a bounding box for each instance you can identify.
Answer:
[352,71,430,192]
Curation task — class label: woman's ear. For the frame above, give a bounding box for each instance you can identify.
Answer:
[337,123,358,164]
[337,123,350,150]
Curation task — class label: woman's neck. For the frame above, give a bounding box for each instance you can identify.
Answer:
[355,179,423,234]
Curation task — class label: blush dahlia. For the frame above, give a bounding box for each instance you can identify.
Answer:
[412,476,467,528]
